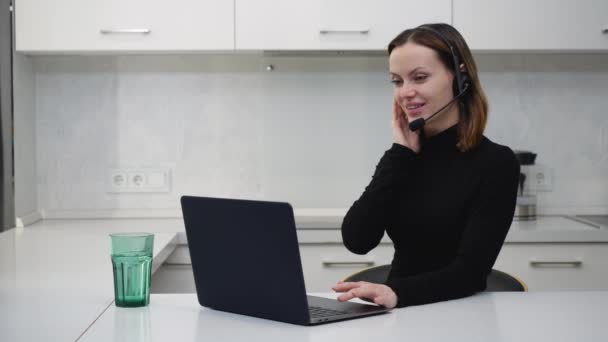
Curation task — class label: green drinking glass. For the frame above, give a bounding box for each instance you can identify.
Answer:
[110,233,154,307]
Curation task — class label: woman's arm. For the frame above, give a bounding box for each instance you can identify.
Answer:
[384,146,520,307]
[341,143,417,254]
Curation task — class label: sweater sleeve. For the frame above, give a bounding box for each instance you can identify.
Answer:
[341,143,417,255]
[384,147,520,307]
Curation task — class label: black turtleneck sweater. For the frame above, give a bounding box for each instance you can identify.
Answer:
[341,124,520,308]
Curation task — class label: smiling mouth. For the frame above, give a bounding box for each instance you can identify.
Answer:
[406,103,425,110]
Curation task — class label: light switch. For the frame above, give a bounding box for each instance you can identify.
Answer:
[147,172,166,188]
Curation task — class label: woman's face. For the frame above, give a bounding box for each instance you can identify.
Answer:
[389,42,456,125]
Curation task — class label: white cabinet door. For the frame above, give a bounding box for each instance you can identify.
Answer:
[495,243,608,290]
[454,0,608,51]
[149,242,608,293]
[15,0,234,53]
[299,244,394,292]
[151,264,197,293]
[150,244,395,293]
[236,0,452,50]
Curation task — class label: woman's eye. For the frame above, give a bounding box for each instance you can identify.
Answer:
[414,75,428,82]
[390,79,403,86]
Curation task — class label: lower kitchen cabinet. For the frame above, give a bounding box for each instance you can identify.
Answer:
[151,246,196,293]
[151,242,608,293]
[298,244,394,291]
[299,243,608,291]
[151,263,197,293]
[494,243,608,290]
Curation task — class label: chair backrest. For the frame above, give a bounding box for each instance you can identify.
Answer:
[342,265,527,292]
[486,269,527,291]
[343,264,392,284]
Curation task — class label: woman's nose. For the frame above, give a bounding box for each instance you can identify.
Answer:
[398,83,416,99]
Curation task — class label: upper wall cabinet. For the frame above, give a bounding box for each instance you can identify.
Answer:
[235,0,452,51]
[454,0,608,51]
[15,0,234,53]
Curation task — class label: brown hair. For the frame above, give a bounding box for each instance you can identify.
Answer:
[388,23,488,152]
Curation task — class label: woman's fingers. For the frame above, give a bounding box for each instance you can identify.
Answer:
[392,99,399,120]
[337,288,376,302]
[337,292,356,302]
[334,283,381,302]
[348,287,381,301]
[332,281,364,292]
[333,282,398,309]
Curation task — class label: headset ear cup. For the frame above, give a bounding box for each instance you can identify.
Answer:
[454,73,470,95]
[461,74,471,93]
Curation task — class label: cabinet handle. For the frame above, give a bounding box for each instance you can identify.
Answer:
[529,260,583,267]
[322,261,375,268]
[319,29,370,35]
[100,29,151,35]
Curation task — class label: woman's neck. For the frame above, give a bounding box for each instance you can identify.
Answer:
[423,104,460,137]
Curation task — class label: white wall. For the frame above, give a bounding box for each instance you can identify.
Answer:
[27,53,608,216]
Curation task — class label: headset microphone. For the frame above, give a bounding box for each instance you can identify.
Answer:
[408,82,470,132]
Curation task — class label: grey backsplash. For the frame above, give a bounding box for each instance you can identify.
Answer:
[32,54,608,215]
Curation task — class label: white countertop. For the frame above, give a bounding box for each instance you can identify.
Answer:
[1,215,607,341]
[78,292,608,342]
[0,223,178,342]
[295,216,608,244]
[15,215,608,244]
[302,215,608,243]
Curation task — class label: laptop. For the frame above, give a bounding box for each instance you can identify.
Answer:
[180,195,390,325]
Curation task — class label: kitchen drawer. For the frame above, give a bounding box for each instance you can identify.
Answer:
[495,243,608,290]
[299,244,394,292]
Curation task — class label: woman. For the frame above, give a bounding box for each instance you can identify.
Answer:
[332,23,520,309]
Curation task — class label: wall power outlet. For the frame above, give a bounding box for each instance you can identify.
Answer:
[532,165,553,192]
[109,168,171,193]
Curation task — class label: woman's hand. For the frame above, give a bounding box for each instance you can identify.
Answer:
[332,281,398,309]
[392,99,421,153]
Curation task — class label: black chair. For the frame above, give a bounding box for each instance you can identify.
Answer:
[342,264,527,292]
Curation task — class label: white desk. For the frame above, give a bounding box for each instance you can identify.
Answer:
[2,218,608,341]
[78,292,608,342]
[0,221,179,342]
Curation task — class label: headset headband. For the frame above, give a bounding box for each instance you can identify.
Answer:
[415,25,466,94]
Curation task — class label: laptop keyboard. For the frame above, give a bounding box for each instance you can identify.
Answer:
[308,306,348,318]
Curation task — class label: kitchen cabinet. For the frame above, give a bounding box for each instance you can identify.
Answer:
[151,244,395,293]
[15,0,234,53]
[299,243,395,291]
[151,246,196,293]
[152,241,608,293]
[301,242,608,291]
[235,0,452,50]
[302,242,608,291]
[453,0,608,51]
[151,264,197,293]
[15,0,608,53]
[494,243,608,290]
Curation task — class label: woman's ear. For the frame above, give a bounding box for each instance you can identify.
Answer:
[459,63,466,73]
